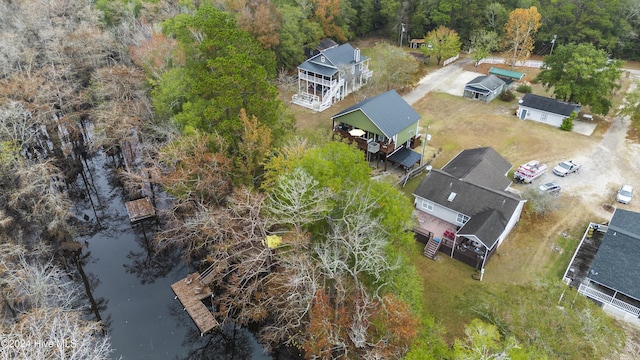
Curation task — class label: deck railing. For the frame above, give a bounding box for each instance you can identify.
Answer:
[578,283,640,316]
[298,73,337,87]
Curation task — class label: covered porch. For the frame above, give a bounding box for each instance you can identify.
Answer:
[332,122,422,164]
[413,211,493,269]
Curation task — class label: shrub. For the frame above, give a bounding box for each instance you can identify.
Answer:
[499,90,516,102]
[561,112,576,131]
[516,84,532,93]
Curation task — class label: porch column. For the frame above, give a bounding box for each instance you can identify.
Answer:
[451,237,456,258]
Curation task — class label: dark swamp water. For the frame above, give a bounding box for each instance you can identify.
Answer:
[69,151,278,360]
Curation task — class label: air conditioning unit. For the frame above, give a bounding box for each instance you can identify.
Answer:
[367,142,380,153]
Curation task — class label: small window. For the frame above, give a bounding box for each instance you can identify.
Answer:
[456,213,469,224]
[421,200,434,212]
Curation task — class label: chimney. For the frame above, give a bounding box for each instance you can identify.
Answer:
[354,48,360,62]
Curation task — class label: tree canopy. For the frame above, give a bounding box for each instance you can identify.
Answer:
[537,43,623,115]
[503,6,542,68]
[155,5,293,143]
[421,25,461,65]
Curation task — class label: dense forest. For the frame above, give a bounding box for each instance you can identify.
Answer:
[0,0,636,359]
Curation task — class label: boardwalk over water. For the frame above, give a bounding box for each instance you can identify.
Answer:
[171,266,219,336]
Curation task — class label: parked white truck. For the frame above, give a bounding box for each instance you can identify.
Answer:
[513,160,547,183]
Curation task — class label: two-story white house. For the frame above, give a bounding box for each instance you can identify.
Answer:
[413,147,526,275]
[292,43,373,112]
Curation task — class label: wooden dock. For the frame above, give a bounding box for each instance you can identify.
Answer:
[124,198,155,223]
[171,272,219,336]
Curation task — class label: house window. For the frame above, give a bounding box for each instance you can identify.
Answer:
[421,200,434,212]
[456,213,469,224]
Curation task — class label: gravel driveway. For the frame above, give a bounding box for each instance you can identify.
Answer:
[526,80,640,218]
[405,60,640,219]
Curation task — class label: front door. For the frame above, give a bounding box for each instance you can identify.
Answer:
[520,109,527,119]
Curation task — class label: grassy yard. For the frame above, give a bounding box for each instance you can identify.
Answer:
[281,56,637,345]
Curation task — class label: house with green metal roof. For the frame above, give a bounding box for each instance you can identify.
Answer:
[331,90,423,168]
[488,67,525,82]
[292,43,373,112]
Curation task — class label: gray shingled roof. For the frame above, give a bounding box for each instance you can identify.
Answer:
[588,208,640,301]
[519,93,578,116]
[465,75,506,93]
[299,43,369,76]
[413,169,523,249]
[441,147,512,191]
[331,90,420,138]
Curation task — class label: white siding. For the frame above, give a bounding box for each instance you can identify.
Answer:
[517,106,566,128]
[415,197,467,225]
[495,200,526,248]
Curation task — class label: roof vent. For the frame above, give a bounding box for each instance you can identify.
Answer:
[321,56,325,63]
[447,192,457,202]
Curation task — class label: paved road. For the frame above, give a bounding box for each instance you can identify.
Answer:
[403,57,475,105]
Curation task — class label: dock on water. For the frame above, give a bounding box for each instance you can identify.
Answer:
[124,198,155,223]
[171,271,219,336]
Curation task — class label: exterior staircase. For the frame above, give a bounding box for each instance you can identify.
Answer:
[423,237,442,259]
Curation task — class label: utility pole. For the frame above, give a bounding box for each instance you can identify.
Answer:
[399,23,405,47]
[550,35,557,55]
[420,127,431,166]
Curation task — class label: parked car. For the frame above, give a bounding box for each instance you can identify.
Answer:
[553,160,581,176]
[616,184,634,204]
[539,182,561,195]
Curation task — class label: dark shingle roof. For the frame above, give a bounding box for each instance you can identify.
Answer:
[519,93,578,116]
[331,90,420,138]
[465,75,506,92]
[441,147,512,191]
[588,208,640,300]
[413,169,523,249]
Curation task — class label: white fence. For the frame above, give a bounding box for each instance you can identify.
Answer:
[478,57,543,69]
[578,283,640,317]
[442,54,459,67]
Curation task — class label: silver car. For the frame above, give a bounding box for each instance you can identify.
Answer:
[553,160,581,177]
[617,184,634,204]
[539,182,561,195]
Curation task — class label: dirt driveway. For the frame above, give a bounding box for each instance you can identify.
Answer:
[405,59,640,219]
[534,80,640,219]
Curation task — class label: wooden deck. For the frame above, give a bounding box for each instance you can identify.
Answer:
[171,272,219,336]
[124,197,155,223]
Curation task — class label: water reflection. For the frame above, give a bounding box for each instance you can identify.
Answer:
[70,151,273,359]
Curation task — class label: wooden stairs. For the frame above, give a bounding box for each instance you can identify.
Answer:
[423,237,442,259]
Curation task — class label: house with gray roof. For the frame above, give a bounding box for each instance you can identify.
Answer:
[516,93,579,128]
[566,209,640,319]
[331,90,423,168]
[292,43,373,112]
[412,147,526,274]
[463,75,506,102]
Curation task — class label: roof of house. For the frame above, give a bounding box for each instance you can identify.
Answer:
[588,208,640,301]
[317,38,339,51]
[413,169,523,249]
[298,43,368,77]
[441,147,513,191]
[465,75,506,94]
[489,67,525,80]
[518,93,578,116]
[330,90,420,138]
